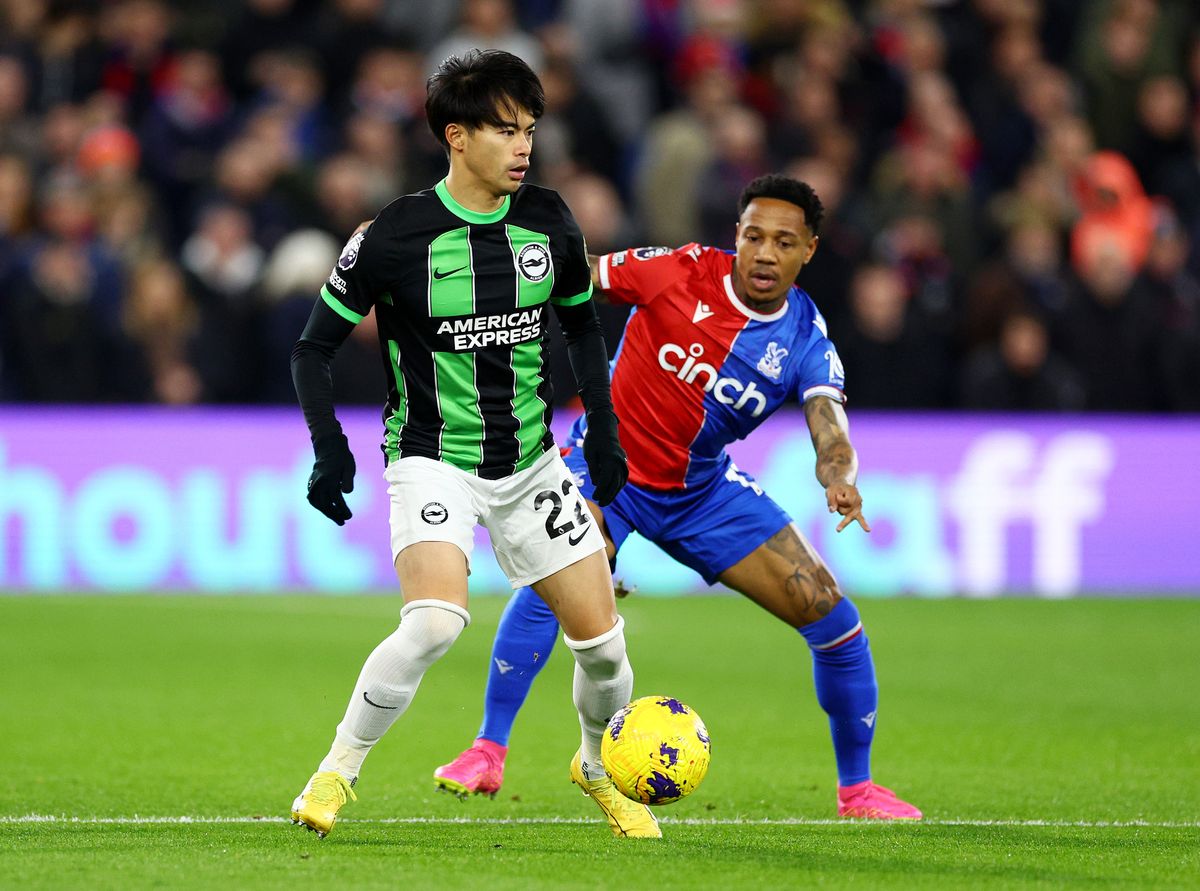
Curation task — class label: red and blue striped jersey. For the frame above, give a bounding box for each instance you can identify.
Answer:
[598,244,845,491]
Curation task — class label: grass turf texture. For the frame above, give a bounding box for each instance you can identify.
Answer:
[1,595,1197,889]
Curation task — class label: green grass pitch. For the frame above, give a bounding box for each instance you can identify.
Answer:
[1,594,1197,889]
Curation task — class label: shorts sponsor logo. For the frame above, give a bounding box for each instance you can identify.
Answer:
[328,271,348,294]
[338,231,365,270]
[421,502,448,525]
[516,243,551,282]
[725,464,763,496]
[435,307,543,351]
[658,342,767,417]
[633,246,671,261]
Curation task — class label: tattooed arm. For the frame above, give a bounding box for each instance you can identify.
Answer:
[803,396,871,533]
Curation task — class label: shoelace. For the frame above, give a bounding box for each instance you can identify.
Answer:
[309,774,358,806]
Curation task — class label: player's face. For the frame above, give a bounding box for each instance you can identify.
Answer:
[732,198,819,310]
[456,105,536,198]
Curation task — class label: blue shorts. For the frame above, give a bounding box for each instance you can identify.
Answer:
[560,445,791,586]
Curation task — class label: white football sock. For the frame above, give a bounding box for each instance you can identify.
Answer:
[564,616,633,782]
[318,599,469,781]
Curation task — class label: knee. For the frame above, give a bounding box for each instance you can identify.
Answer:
[789,564,844,628]
[399,599,469,661]
[564,616,627,678]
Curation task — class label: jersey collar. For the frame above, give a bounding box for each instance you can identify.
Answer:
[435,179,511,224]
[723,273,789,322]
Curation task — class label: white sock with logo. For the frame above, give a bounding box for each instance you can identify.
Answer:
[564,617,633,782]
[317,600,469,781]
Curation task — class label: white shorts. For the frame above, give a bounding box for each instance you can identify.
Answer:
[384,448,606,588]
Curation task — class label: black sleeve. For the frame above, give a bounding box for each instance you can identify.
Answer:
[290,299,357,445]
[550,196,594,306]
[291,214,399,446]
[552,298,613,416]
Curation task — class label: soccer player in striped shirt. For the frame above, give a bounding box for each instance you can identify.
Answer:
[288,50,659,839]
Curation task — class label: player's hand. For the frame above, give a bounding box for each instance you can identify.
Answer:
[307,431,356,525]
[826,482,870,533]
[583,409,627,506]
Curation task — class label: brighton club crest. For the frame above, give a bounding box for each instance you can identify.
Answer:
[517,243,551,282]
[756,341,788,380]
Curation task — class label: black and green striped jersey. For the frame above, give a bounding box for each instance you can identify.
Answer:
[321,179,593,479]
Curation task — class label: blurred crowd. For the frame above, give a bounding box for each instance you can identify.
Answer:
[2,0,1199,412]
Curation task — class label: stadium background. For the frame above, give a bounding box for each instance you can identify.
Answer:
[1,4,1198,888]
[1,0,1198,596]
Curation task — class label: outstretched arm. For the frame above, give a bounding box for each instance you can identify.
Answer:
[803,396,870,533]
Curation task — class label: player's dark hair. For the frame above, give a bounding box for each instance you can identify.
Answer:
[737,174,824,236]
[425,50,545,150]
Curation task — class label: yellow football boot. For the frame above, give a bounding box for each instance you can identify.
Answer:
[290,771,357,838]
[569,750,662,838]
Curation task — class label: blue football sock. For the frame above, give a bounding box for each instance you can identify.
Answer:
[797,598,878,786]
[477,585,560,746]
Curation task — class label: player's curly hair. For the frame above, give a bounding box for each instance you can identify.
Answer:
[426,50,546,150]
[737,174,824,236]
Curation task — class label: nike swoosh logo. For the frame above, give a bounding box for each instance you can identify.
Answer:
[433,265,467,280]
[568,527,588,546]
[362,691,398,709]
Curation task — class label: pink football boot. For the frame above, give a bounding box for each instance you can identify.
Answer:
[837,781,923,820]
[433,739,507,799]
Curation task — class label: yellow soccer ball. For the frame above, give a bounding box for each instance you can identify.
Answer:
[601,695,711,805]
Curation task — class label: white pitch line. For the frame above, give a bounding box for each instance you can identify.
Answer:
[4,815,1198,829]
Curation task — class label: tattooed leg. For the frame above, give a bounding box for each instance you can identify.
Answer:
[717,523,843,627]
[722,523,881,789]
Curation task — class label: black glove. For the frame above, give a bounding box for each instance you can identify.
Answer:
[583,409,627,506]
[306,432,356,525]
